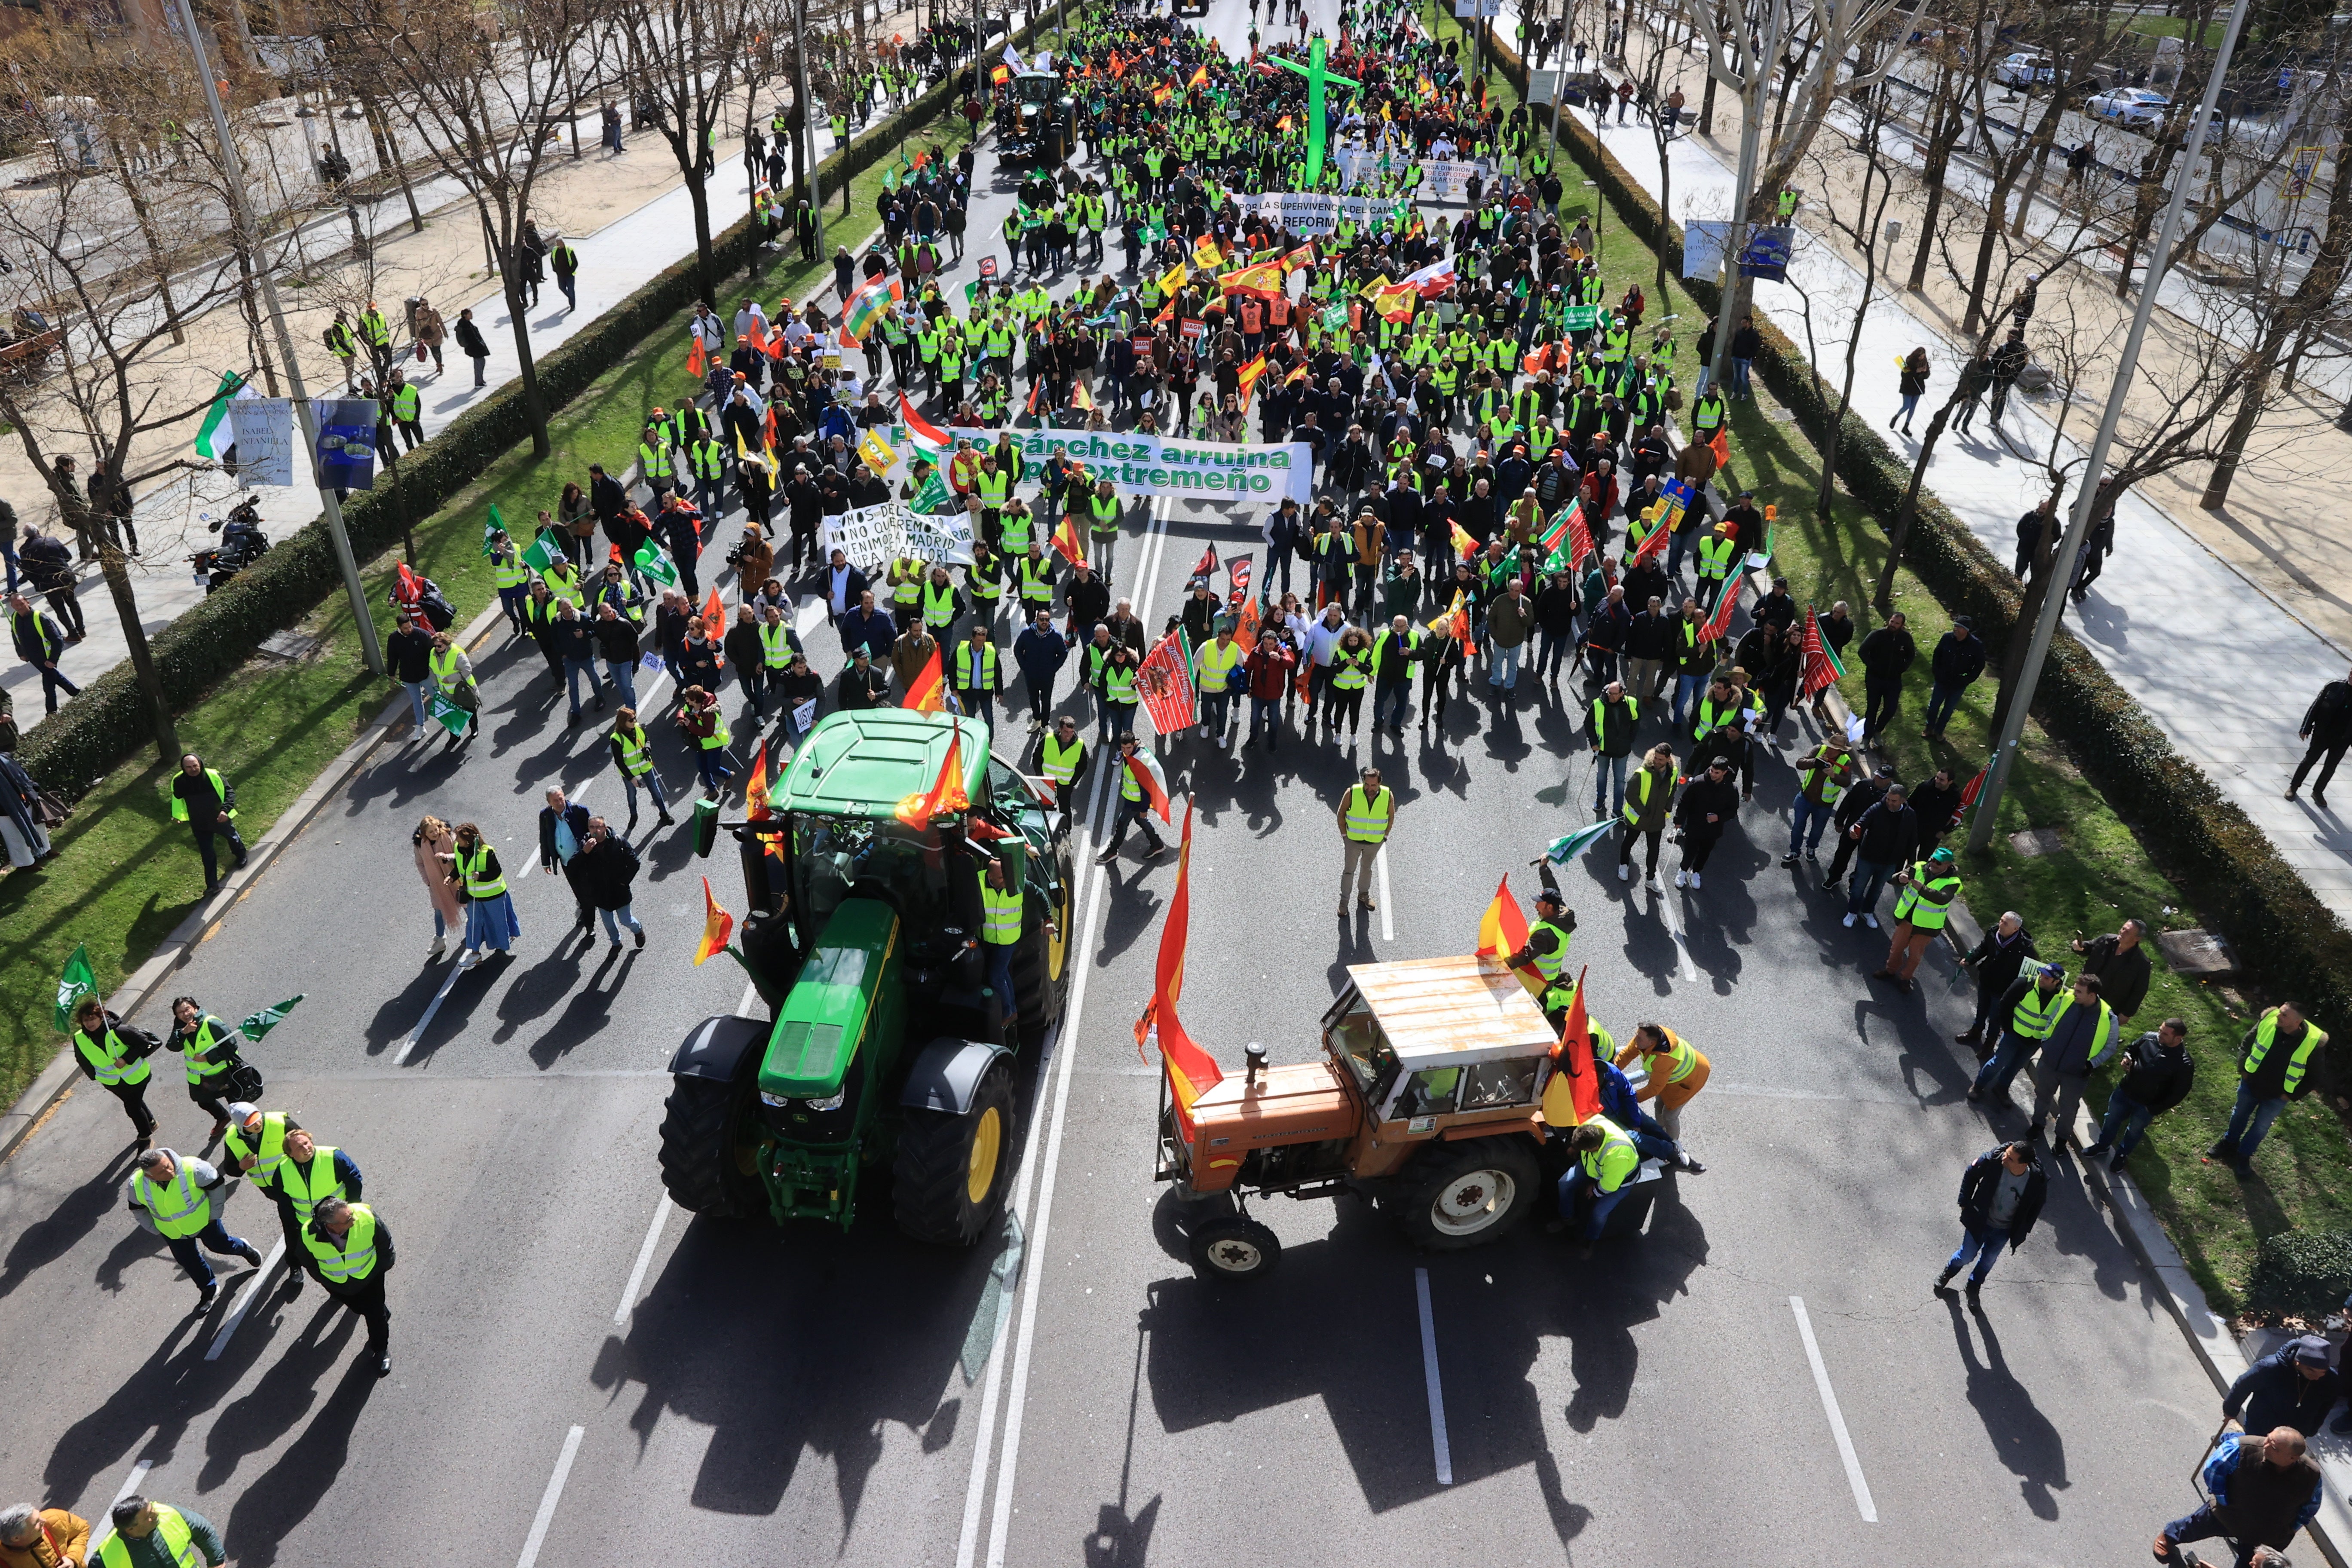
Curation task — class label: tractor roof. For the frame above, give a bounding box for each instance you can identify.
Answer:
[771,710,992,818]
[1327,956,1556,1069]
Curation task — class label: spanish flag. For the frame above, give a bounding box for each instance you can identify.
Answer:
[1051,513,1087,568]
[1187,61,1208,90]
[1136,802,1223,1141]
[1475,873,1530,959]
[1219,260,1285,299]
[900,643,946,712]
[1152,81,1173,105]
[991,63,1012,85]
[1538,969,1603,1126]
[693,877,734,966]
[1234,352,1268,411]
[1125,749,1172,823]
[894,726,970,828]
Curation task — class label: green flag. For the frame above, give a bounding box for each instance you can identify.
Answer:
[53,943,94,1033]
[1559,304,1601,331]
[912,471,952,514]
[192,371,245,461]
[481,502,508,558]
[428,689,473,736]
[238,995,306,1041]
[1544,820,1616,864]
[633,539,679,588]
[521,527,563,574]
[1743,523,1777,572]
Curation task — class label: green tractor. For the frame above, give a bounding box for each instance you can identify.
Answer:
[658,710,1076,1246]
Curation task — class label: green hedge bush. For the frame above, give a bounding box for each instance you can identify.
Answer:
[1491,24,2352,1071]
[17,10,1065,796]
[2245,1229,2352,1323]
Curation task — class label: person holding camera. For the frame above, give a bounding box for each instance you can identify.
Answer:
[165,996,251,1145]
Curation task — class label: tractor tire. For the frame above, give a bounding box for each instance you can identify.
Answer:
[1008,843,1076,1047]
[892,1055,1016,1246]
[657,1072,761,1221]
[1186,1214,1282,1281]
[1394,1137,1543,1252]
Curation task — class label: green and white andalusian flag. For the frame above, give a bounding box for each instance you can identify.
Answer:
[237,995,306,1041]
[1543,820,1617,865]
[193,371,246,460]
[632,539,680,589]
[53,943,94,1032]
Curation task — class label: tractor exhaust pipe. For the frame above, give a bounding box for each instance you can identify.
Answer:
[1245,1042,1267,1086]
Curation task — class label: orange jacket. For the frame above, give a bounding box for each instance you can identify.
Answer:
[0,1509,91,1568]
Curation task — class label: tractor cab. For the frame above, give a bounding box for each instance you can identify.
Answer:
[998,70,1076,170]
[1322,957,1556,1159]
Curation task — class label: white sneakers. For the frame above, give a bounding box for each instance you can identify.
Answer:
[455,948,482,970]
[1690,871,1703,889]
[1618,864,1630,882]
[1863,914,1880,930]
[1673,870,1688,888]
[1842,913,1857,928]
[429,935,446,960]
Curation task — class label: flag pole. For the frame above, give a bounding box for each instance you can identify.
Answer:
[1964,0,2252,858]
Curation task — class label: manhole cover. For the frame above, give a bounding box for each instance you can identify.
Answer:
[257,629,325,661]
[2009,828,2063,857]
[2156,928,2238,978]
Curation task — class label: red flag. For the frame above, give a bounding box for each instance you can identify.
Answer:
[1541,969,1602,1125]
[1137,802,1221,1140]
[900,643,946,711]
[1124,749,1172,823]
[747,317,769,356]
[1709,429,1730,468]
[702,586,725,631]
[1226,553,1252,597]
[894,726,970,828]
[1190,542,1220,582]
[1136,631,1197,735]
[900,391,951,450]
[1026,378,1045,415]
[1699,573,1740,644]
[394,562,422,604]
[1957,765,1989,812]
[763,403,778,450]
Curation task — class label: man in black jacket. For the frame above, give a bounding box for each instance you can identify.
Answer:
[2085,1019,2196,1170]
[1841,782,1916,929]
[1857,611,1915,741]
[1672,758,1740,890]
[588,463,628,527]
[836,649,890,710]
[1935,1141,2046,1298]
[539,786,594,931]
[1957,911,2037,1049]
[2221,1333,2346,1441]
[8,591,77,713]
[17,528,83,638]
[1908,766,1964,850]
[2071,919,2153,1027]
[454,306,491,387]
[1825,763,1894,886]
[387,612,435,733]
[2287,664,2352,809]
[1923,616,1985,739]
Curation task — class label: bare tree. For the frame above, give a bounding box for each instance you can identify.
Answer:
[327,0,610,459]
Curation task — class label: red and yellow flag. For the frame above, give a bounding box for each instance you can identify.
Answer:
[900,643,946,712]
[1539,968,1602,1125]
[894,727,970,828]
[1187,61,1208,90]
[1151,81,1173,105]
[693,877,734,966]
[1234,352,1268,411]
[1136,801,1223,1142]
[1475,873,1530,959]
[1051,514,1087,569]
[1219,260,1285,299]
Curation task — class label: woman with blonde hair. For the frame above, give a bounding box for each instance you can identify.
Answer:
[441,820,519,968]
[413,815,463,960]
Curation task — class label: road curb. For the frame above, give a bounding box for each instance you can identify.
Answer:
[0,590,510,1169]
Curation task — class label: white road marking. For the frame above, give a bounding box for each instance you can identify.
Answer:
[513,1424,586,1568]
[613,1197,671,1326]
[1789,1295,1878,1523]
[205,1239,284,1360]
[86,1456,153,1551]
[1651,879,1703,983]
[962,494,1171,1568]
[393,960,467,1067]
[1376,847,1394,942]
[1415,1268,1454,1486]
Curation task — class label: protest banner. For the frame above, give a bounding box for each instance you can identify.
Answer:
[818,499,975,569]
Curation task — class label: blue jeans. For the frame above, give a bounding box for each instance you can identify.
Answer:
[1896,393,1920,426]
[986,941,1019,1024]
[401,679,427,729]
[565,657,606,714]
[620,770,671,822]
[1672,672,1704,726]
[1556,1169,1629,1241]
[1730,356,1753,396]
[1489,643,1523,689]
[2224,1079,2288,1161]
[694,745,735,793]
[1972,1029,2038,1099]
[605,658,639,709]
[1924,680,1965,734]
[1789,795,1835,855]
[1592,752,1628,815]
[1375,682,1411,730]
[165,1218,251,1292]
[599,903,644,942]
[1250,695,1283,744]
[499,585,530,632]
[2096,1084,2157,1157]
[1847,857,1896,915]
[1945,1224,2012,1285]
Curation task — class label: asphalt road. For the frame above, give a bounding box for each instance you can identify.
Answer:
[0,3,2230,1563]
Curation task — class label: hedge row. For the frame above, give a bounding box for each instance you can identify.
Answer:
[19,11,1062,795]
[1488,28,2352,1060]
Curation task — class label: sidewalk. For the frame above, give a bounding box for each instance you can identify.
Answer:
[1,36,940,736]
[1508,18,2352,925]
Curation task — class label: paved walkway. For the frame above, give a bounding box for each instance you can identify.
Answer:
[1505,21,2352,923]
[3,27,940,735]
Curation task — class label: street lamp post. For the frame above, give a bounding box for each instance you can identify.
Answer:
[1964,0,2254,857]
[170,0,383,676]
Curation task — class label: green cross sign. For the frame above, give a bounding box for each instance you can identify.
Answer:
[1269,38,1359,188]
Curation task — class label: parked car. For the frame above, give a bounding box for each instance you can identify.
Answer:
[2088,88,2172,128]
[1993,52,2055,88]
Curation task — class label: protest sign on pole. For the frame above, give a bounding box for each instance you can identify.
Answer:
[226,397,295,486]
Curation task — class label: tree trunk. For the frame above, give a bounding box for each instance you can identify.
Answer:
[96,530,179,765]
[362,93,426,235]
[2114,135,2183,298]
[496,235,552,458]
[2196,365,2268,511]
[1988,493,2063,738]
[686,165,716,304]
[1874,401,1953,613]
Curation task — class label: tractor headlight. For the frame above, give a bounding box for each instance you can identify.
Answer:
[760,1091,790,1107]
[800,1088,847,1112]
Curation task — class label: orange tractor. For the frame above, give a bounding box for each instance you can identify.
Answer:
[1155,955,1673,1278]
